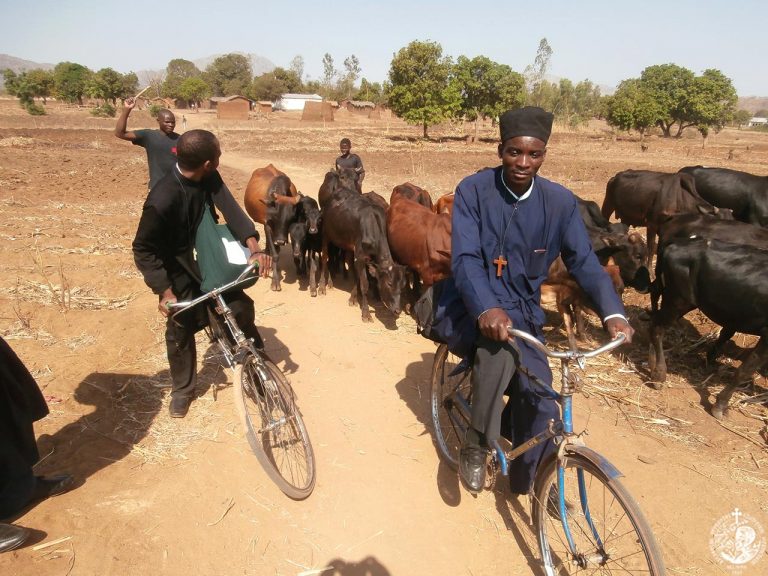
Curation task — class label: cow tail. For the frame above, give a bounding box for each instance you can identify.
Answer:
[602,177,616,219]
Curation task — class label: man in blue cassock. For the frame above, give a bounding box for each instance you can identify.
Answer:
[451,106,635,494]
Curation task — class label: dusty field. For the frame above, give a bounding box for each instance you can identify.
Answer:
[1,98,768,575]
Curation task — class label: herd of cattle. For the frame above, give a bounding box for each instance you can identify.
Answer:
[242,163,768,421]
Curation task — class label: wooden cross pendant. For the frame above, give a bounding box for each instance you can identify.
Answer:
[493,255,507,278]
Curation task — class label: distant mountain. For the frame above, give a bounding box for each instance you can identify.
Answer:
[738,96,768,114]
[0,52,276,90]
[0,53,55,89]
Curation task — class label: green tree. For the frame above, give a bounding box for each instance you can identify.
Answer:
[162,58,201,99]
[250,71,289,102]
[388,40,461,138]
[121,72,139,98]
[553,79,602,127]
[604,78,662,137]
[178,77,211,108]
[204,53,252,96]
[525,38,552,106]
[453,56,525,139]
[675,68,737,137]
[321,53,336,96]
[289,55,304,84]
[53,61,92,105]
[638,63,695,137]
[733,109,752,127]
[24,69,55,103]
[272,67,302,93]
[88,67,126,104]
[354,78,385,104]
[341,55,361,99]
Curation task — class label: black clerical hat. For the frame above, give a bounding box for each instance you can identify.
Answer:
[499,106,554,144]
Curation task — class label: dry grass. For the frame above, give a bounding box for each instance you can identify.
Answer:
[2,278,135,310]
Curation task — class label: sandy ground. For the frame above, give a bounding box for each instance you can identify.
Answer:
[1,99,767,575]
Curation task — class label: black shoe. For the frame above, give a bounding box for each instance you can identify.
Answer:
[0,523,29,553]
[459,442,488,494]
[31,474,75,502]
[169,396,192,418]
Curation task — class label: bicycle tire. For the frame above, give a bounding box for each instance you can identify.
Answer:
[430,343,472,470]
[234,351,316,499]
[532,452,665,575]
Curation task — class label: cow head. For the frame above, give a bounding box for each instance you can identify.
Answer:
[298,196,322,235]
[368,262,408,317]
[264,175,298,246]
[696,204,734,221]
[288,221,307,258]
[595,230,650,293]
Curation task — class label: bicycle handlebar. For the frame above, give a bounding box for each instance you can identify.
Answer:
[167,262,259,320]
[508,327,626,361]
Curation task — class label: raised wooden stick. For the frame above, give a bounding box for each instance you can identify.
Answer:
[134,85,151,99]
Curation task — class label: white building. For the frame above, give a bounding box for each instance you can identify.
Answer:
[748,117,768,127]
[274,93,323,111]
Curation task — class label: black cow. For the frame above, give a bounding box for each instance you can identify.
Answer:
[319,185,407,322]
[648,237,768,419]
[602,169,731,268]
[653,213,768,362]
[288,196,323,296]
[578,197,629,234]
[577,197,650,292]
[679,166,768,227]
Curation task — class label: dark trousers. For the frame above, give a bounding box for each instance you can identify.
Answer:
[0,337,48,518]
[470,334,558,494]
[166,291,263,399]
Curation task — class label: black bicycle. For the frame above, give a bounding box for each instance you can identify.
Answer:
[431,329,665,575]
[169,263,315,499]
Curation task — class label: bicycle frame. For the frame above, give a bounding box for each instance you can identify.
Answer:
[168,263,260,365]
[443,329,626,561]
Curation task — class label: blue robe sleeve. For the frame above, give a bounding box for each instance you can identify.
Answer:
[559,201,625,321]
[451,179,501,319]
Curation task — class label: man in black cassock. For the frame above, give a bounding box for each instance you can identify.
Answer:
[451,107,635,494]
[0,337,75,552]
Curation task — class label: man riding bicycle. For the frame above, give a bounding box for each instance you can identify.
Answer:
[132,129,271,418]
[451,107,635,494]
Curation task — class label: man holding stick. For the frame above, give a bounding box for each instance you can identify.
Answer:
[115,86,180,191]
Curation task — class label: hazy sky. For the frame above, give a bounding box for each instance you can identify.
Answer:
[1,0,765,96]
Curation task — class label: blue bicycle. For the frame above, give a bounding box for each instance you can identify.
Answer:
[431,329,665,575]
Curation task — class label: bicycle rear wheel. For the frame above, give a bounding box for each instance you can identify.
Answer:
[234,351,315,499]
[532,452,665,575]
[430,343,472,470]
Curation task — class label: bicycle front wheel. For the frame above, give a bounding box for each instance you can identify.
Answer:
[234,352,315,499]
[430,343,472,470]
[532,452,665,575]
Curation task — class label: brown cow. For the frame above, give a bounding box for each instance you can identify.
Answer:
[391,182,433,211]
[540,257,624,351]
[243,164,300,291]
[386,185,452,309]
[601,169,731,268]
[434,192,454,215]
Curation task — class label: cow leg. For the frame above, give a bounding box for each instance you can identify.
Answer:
[309,251,318,297]
[648,321,667,388]
[558,303,579,352]
[319,238,330,295]
[712,334,768,420]
[265,226,282,292]
[706,327,736,364]
[354,255,372,322]
[646,226,657,270]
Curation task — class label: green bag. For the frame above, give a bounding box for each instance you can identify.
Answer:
[195,204,256,293]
